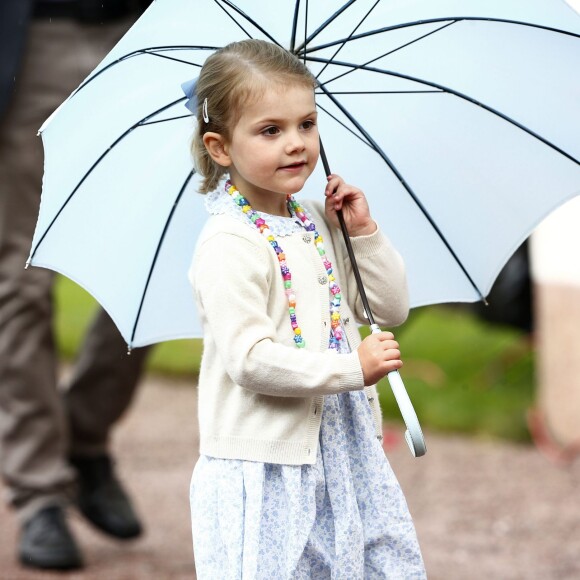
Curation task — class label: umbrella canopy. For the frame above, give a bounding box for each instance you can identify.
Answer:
[28,0,580,349]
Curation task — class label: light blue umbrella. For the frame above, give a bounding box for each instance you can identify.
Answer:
[28,0,580,456]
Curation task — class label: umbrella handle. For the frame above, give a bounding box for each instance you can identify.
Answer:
[370,324,426,457]
[337,208,427,458]
[319,139,426,457]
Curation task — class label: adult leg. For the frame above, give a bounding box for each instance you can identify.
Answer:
[64,308,149,457]
[1,11,142,520]
[0,189,72,523]
[63,309,149,539]
[40,16,150,538]
[0,16,86,571]
[0,15,144,569]
[0,20,76,527]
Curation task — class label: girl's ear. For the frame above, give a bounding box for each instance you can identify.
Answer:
[203,132,231,167]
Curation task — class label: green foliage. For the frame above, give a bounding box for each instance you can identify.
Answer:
[54,275,201,377]
[374,306,534,442]
[54,276,99,358]
[55,276,535,441]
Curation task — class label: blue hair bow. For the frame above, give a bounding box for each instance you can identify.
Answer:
[181,78,198,113]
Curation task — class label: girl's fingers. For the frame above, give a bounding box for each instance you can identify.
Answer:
[325,174,343,197]
[358,333,403,384]
[386,359,404,371]
[323,174,374,235]
[324,174,363,206]
[376,333,401,360]
[377,331,395,341]
[383,348,401,361]
[329,185,363,211]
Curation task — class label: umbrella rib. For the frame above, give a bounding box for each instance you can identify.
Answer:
[214,0,282,46]
[310,56,580,165]
[303,0,308,64]
[130,169,197,347]
[316,102,376,150]
[316,83,486,300]
[140,113,194,126]
[294,0,358,54]
[304,17,580,54]
[142,51,205,68]
[28,96,188,264]
[316,90,442,94]
[315,21,456,87]
[290,0,301,53]
[315,0,382,79]
[70,46,218,98]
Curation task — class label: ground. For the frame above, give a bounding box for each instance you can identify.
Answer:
[1,374,579,579]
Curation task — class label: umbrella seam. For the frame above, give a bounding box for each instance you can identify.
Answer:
[315,20,457,87]
[130,169,198,347]
[310,57,580,166]
[303,17,580,55]
[316,82,485,301]
[28,96,189,265]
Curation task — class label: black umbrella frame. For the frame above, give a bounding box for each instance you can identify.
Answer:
[28,0,580,456]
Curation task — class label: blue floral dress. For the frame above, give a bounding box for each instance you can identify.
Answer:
[190,189,426,579]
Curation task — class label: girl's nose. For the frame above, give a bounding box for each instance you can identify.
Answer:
[285,131,306,154]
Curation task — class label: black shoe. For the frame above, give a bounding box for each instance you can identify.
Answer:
[70,454,143,540]
[19,505,83,570]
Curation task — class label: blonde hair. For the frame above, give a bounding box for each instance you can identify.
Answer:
[192,39,316,193]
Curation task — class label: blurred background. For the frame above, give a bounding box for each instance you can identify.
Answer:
[1,0,579,579]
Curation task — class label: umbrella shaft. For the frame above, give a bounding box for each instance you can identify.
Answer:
[319,138,376,327]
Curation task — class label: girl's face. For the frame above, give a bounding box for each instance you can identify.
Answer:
[207,84,319,215]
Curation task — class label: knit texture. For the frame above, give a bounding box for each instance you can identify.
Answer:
[190,198,409,465]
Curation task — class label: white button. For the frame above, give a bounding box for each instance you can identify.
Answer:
[318,276,327,285]
[303,234,311,243]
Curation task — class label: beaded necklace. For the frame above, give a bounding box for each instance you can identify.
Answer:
[226,180,344,350]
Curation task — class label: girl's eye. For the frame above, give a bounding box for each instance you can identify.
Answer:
[301,120,316,130]
[262,126,279,136]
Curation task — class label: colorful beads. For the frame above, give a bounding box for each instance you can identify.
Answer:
[226,180,344,351]
[288,195,344,350]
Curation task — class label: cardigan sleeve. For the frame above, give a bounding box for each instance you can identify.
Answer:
[192,230,365,397]
[308,201,409,328]
[342,225,410,327]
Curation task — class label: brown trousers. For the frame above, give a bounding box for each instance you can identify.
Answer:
[0,18,148,522]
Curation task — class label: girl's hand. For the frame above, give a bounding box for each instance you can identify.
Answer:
[357,332,402,386]
[324,174,377,237]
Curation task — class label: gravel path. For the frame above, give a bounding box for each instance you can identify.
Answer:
[1,374,579,579]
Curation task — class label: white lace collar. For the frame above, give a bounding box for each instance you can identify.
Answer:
[205,178,314,237]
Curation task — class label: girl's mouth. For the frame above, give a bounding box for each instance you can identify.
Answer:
[280,161,307,171]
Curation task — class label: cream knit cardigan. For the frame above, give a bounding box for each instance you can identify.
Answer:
[189,200,409,465]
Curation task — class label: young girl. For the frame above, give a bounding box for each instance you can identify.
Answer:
[189,39,425,579]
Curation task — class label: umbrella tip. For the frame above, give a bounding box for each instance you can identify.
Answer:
[127,344,132,356]
[24,260,31,270]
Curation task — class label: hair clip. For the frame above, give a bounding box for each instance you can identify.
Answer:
[202,98,210,123]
